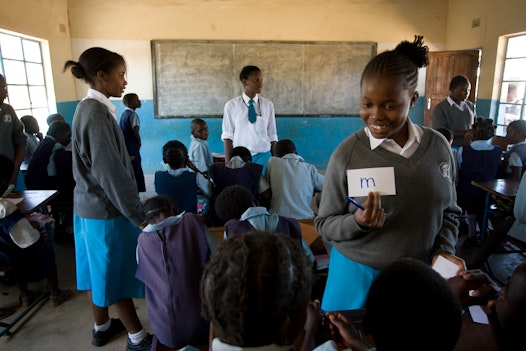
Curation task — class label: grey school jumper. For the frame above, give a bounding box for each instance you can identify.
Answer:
[72,99,144,226]
[315,127,461,270]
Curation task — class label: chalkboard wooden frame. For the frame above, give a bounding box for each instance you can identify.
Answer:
[151,40,376,118]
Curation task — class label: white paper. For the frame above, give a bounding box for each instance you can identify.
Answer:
[432,255,458,279]
[469,305,489,324]
[347,167,396,197]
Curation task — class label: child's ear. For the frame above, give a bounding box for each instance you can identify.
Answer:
[409,91,419,108]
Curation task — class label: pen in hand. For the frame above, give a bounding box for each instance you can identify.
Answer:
[345,195,365,211]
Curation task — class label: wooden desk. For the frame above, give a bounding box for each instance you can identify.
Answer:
[6,190,59,214]
[471,179,519,244]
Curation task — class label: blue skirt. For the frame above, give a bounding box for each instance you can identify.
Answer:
[321,246,380,311]
[252,151,272,173]
[74,214,144,307]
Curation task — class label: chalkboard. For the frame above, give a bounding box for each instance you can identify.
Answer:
[151,40,376,118]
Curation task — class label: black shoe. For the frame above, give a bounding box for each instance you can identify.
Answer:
[126,333,153,351]
[91,318,126,347]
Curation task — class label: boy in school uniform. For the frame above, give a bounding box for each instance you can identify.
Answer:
[265,139,324,219]
[119,93,146,192]
[188,118,214,177]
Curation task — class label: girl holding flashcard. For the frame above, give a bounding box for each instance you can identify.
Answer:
[315,36,464,311]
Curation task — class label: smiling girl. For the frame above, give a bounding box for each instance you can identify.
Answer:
[315,36,464,311]
[64,47,152,350]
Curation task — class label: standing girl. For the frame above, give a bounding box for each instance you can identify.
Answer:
[315,36,464,311]
[221,65,278,168]
[64,47,151,350]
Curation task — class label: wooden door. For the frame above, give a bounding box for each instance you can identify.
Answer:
[423,50,481,127]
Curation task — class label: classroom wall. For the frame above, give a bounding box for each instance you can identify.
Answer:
[2,0,525,172]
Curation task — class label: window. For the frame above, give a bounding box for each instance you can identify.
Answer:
[496,34,526,135]
[0,30,54,129]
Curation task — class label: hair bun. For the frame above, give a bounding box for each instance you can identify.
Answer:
[395,35,429,69]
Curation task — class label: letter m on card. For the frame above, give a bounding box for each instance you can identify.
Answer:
[346,167,397,197]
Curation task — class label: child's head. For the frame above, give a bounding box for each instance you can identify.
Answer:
[0,154,14,195]
[46,113,66,126]
[214,185,255,223]
[359,36,428,146]
[449,75,471,104]
[230,146,252,163]
[47,121,72,146]
[143,195,179,224]
[190,118,209,141]
[495,262,526,339]
[436,128,454,145]
[363,258,462,351]
[506,120,526,144]
[471,117,496,141]
[273,139,296,158]
[507,83,518,102]
[0,73,7,104]
[20,115,40,134]
[162,140,188,170]
[239,65,262,97]
[64,47,127,98]
[123,93,141,110]
[201,232,312,347]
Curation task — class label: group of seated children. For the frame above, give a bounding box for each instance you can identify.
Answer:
[155,118,325,228]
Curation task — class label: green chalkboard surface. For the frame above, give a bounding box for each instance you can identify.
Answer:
[151,40,376,118]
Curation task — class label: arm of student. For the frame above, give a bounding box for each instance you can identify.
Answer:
[328,313,371,351]
[302,300,321,351]
[447,271,495,307]
[133,125,141,148]
[10,146,26,186]
[223,139,233,163]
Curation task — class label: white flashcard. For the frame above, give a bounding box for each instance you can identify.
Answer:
[347,167,396,197]
[469,305,489,325]
[432,255,458,279]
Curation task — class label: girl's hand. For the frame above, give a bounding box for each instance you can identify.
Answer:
[353,191,385,229]
[305,300,321,334]
[328,312,371,351]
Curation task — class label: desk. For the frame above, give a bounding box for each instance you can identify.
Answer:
[6,190,59,214]
[471,179,519,244]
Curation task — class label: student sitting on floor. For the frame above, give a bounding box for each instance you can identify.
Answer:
[0,154,72,307]
[155,140,211,215]
[136,195,214,351]
[264,139,324,219]
[201,232,314,351]
[214,184,314,265]
[321,258,462,351]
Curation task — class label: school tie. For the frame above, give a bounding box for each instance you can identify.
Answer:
[248,99,257,124]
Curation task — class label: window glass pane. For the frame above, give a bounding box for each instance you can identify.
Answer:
[503,58,526,81]
[0,33,23,60]
[15,109,32,118]
[29,86,48,108]
[7,85,30,108]
[506,35,526,58]
[22,40,42,63]
[26,63,44,85]
[3,60,27,84]
[496,104,510,125]
[31,108,50,122]
[499,82,524,103]
[496,125,507,137]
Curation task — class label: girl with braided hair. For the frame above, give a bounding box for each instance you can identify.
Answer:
[201,232,315,351]
[315,36,464,311]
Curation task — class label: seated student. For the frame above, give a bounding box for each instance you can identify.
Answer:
[24,121,71,190]
[215,184,314,265]
[436,127,458,168]
[324,258,462,351]
[265,139,324,219]
[500,120,526,180]
[20,115,43,168]
[456,117,502,225]
[201,232,313,351]
[188,118,214,176]
[485,262,526,351]
[136,196,213,351]
[155,140,211,214]
[46,113,66,126]
[0,155,71,307]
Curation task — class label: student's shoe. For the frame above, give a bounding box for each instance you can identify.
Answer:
[91,318,126,347]
[126,333,154,351]
[50,289,73,306]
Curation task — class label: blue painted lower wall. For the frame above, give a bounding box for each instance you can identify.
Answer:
[57,96,492,174]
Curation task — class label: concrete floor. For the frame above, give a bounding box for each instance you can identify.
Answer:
[1,175,524,350]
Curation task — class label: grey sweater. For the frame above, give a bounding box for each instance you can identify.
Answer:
[0,103,26,159]
[315,127,461,269]
[72,99,144,226]
[431,99,475,146]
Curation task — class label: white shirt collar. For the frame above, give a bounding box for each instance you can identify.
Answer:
[447,96,467,111]
[364,119,421,151]
[143,213,185,232]
[83,88,118,118]
[242,92,259,105]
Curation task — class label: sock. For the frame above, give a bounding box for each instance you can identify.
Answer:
[94,319,111,332]
[128,329,147,344]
